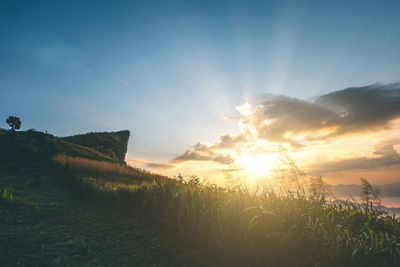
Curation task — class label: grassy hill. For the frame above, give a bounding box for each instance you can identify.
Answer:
[2,129,400,266]
[0,129,196,266]
[0,129,125,163]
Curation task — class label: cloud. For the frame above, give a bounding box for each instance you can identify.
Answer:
[171,83,400,172]
[373,138,400,157]
[172,142,234,165]
[209,134,246,150]
[316,83,400,136]
[239,83,400,144]
[246,95,339,142]
[146,162,175,170]
[308,138,400,174]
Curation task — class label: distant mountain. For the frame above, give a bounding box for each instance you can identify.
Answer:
[330,183,400,215]
[331,183,400,199]
[383,207,400,217]
[0,129,130,163]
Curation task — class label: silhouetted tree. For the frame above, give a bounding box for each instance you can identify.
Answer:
[6,116,21,131]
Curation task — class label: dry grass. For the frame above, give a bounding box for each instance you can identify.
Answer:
[53,154,167,183]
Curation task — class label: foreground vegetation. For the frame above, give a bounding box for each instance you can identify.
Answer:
[55,155,400,267]
[0,161,195,266]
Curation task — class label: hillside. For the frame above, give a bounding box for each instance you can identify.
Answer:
[0,129,129,163]
[0,162,194,266]
[0,129,196,266]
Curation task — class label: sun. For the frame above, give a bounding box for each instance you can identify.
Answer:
[238,153,275,176]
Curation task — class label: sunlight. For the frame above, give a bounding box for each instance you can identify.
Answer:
[238,153,274,176]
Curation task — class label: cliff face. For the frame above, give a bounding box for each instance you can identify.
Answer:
[62,130,130,163]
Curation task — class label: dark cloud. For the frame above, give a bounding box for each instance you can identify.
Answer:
[316,83,400,136]
[309,156,400,175]
[247,83,400,143]
[308,138,400,174]
[252,94,339,142]
[172,143,234,165]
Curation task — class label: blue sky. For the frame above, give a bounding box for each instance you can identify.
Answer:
[1,0,400,162]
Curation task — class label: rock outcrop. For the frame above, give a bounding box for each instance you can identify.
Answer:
[62,130,130,163]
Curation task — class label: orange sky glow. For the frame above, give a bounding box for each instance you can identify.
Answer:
[128,84,400,189]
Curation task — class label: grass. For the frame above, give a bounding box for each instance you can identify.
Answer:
[55,156,400,267]
[0,161,196,266]
[54,154,167,183]
[3,149,400,266]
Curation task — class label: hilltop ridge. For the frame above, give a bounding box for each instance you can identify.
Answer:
[0,129,130,163]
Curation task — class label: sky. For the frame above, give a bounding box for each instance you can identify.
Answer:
[1,0,400,185]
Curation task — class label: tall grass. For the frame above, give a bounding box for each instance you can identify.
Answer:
[55,155,400,267]
[54,154,167,183]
